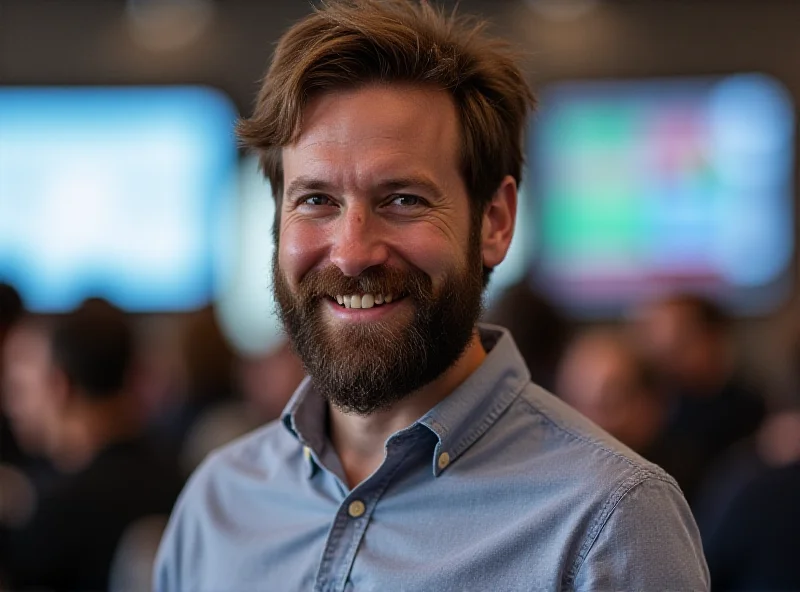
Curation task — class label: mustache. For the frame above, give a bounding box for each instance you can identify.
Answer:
[296,265,431,300]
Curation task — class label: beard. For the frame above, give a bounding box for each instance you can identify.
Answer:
[272,238,485,415]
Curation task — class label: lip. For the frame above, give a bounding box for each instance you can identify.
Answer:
[323,296,406,322]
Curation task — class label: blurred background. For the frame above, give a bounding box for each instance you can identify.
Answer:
[1,0,800,590]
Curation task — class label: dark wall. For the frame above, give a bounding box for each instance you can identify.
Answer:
[0,0,510,112]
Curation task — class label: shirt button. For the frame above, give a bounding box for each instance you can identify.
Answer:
[303,446,312,461]
[348,500,366,518]
[438,452,450,470]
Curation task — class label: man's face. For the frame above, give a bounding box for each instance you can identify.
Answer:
[635,302,716,388]
[274,84,485,414]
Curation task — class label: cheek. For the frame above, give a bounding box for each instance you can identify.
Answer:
[389,232,446,284]
[278,220,329,287]
[278,216,470,287]
[397,231,468,284]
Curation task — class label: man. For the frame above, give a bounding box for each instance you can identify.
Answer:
[630,293,766,503]
[0,312,59,586]
[155,1,709,590]
[556,329,667,457]
[704,459,800,590]
[485,280,571,392]
[2,316,64,466]
[4,299,184,591]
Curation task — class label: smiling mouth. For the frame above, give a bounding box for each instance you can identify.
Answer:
[329,293,402,309]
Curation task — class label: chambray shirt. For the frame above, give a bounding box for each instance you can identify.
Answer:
[154,325,709,591]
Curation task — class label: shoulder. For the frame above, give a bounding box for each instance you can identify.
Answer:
[166,419,300,521]
[511,382,676,487]
[502,384,707,589]
[153,420,302,591]
[571,474,709,590]
[180,419,301,500]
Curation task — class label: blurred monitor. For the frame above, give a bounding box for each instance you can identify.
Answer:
[0,86,238,313]
[215,155,283,357]
[527,73,795,317]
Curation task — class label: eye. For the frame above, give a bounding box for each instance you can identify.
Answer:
[389,194,422,207]
[301,195,334,207]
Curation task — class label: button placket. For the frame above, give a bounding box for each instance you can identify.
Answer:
[315,432,422,592]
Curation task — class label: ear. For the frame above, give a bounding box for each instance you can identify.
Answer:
[481,175,517,269]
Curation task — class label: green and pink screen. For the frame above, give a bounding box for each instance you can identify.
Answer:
[527,74,795,316]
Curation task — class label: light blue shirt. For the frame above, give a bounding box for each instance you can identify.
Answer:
[155,324,709,591]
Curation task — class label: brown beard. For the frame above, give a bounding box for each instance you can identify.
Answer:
[272,239,485,415]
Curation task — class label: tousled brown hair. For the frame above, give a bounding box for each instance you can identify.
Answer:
[237,0,535,213]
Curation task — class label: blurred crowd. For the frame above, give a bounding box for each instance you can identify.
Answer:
[0,283,304,591]
[1,278,800,590]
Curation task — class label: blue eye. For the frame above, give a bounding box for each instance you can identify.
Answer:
[391,194,421,207]
[303,195,332,206]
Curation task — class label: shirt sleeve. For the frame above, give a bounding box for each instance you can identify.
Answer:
[152,485,189,592]
[153,454,213,592]
[572,475,710,591]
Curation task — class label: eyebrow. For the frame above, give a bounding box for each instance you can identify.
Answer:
[283,175,445,201]
[284,176,334,201]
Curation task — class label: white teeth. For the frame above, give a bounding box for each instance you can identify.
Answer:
[338,293,396,309]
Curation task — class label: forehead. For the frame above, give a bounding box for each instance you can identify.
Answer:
[283,84,462,184]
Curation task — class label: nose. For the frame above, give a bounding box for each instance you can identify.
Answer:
[329,205,389,277]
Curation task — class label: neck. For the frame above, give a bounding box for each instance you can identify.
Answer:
[329,329,486,488]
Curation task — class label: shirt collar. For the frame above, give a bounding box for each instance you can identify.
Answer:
[280,323,530,478]
[417,324,530,476]
[281,376,327,477]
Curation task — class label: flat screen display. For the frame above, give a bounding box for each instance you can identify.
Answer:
[527,74,795,316]
[0,86,238,312]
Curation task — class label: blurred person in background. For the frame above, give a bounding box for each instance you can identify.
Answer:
[133,317,189,449]
[180,338,305,473]
[692,321,800,570]
[2,316,63,468]
[484,279,571,392]
[0,317,65,518]
[629,293,766,504]
[238,340,305,424]
[181,305,237,415]
[0,313,63,587]
[703,457,800,591]
[172,304,246,473]
[2,298,184,592]
[0,283,24,368]
[556,328,668,458]
[691,405,800,552]
[145,304,237,463]
[0,287,57,588]
[0,282,27,468]
[181,307,234,433]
